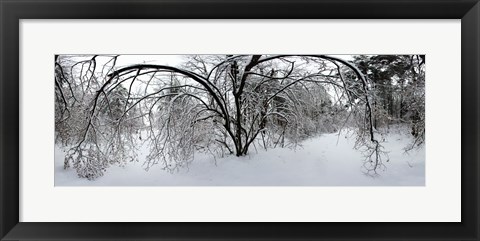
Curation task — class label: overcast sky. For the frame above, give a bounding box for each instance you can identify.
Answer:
[114,54,355,69]
[115,55,184,68]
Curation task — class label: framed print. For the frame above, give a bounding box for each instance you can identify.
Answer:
[1,0,479,240]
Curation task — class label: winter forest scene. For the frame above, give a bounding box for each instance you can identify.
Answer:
[55,55,425,186]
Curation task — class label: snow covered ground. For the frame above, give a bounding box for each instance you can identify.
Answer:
[55,128,425,186]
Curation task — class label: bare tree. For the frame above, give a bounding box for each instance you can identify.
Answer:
[56,55,402,179]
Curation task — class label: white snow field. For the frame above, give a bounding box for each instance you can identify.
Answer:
[55,128,425,186]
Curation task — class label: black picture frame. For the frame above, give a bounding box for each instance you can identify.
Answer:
[1,0,478,240]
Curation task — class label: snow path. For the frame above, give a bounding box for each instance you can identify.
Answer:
[55,129,425,186]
